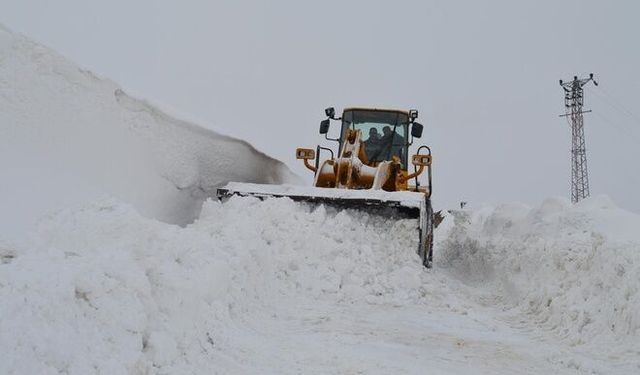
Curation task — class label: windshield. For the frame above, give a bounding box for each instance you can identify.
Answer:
[341,110,409,168]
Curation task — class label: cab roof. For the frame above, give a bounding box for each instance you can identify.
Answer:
[343,107,410,116]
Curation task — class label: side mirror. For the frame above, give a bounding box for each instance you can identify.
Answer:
[411,122,424,138]
[412,154,431,167]
[296,148,316,160]
[325,107,335,119]
[319,119,330,134]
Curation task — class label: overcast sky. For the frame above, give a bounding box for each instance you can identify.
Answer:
[3,0,640,212]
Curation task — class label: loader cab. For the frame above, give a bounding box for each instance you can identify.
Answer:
[339,108,411,169]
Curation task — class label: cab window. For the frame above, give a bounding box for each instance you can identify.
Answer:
[341,110,409,168]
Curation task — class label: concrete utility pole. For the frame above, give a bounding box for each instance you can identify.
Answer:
[559,73,598,203]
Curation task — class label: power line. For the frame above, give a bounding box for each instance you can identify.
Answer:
[592,86,640,126]
[589,86,640,140]
[588,107,640,191]
[592,109,640,144]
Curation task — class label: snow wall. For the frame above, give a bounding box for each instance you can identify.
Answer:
[0,24,298,238]
[438,195,640,364]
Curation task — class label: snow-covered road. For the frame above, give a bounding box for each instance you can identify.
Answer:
[204,289,598,374]
[2,196,638,374]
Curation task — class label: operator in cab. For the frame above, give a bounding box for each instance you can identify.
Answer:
[364,127,382,161]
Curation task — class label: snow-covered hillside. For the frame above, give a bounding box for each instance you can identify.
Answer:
[0,24,297,239]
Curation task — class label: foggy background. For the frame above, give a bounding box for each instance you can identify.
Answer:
[2,0,639,212]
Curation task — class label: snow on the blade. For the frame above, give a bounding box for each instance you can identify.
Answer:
[221,182,427,208]
[0,24,298,239]
[439,195,640,363]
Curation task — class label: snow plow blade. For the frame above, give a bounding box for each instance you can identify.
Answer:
[216,182,434,267]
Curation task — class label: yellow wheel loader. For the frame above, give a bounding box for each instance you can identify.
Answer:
[217,107,435,267]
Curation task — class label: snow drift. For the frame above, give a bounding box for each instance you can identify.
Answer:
[438,195,640,366]
[0,23,297,239]
[3,194,638,374]
[0,197,429,374]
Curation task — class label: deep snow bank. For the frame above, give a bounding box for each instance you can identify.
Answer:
[3,192,639,373]
[0,197,429,374]
[438,195,640,360]
[0,24,298,237]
